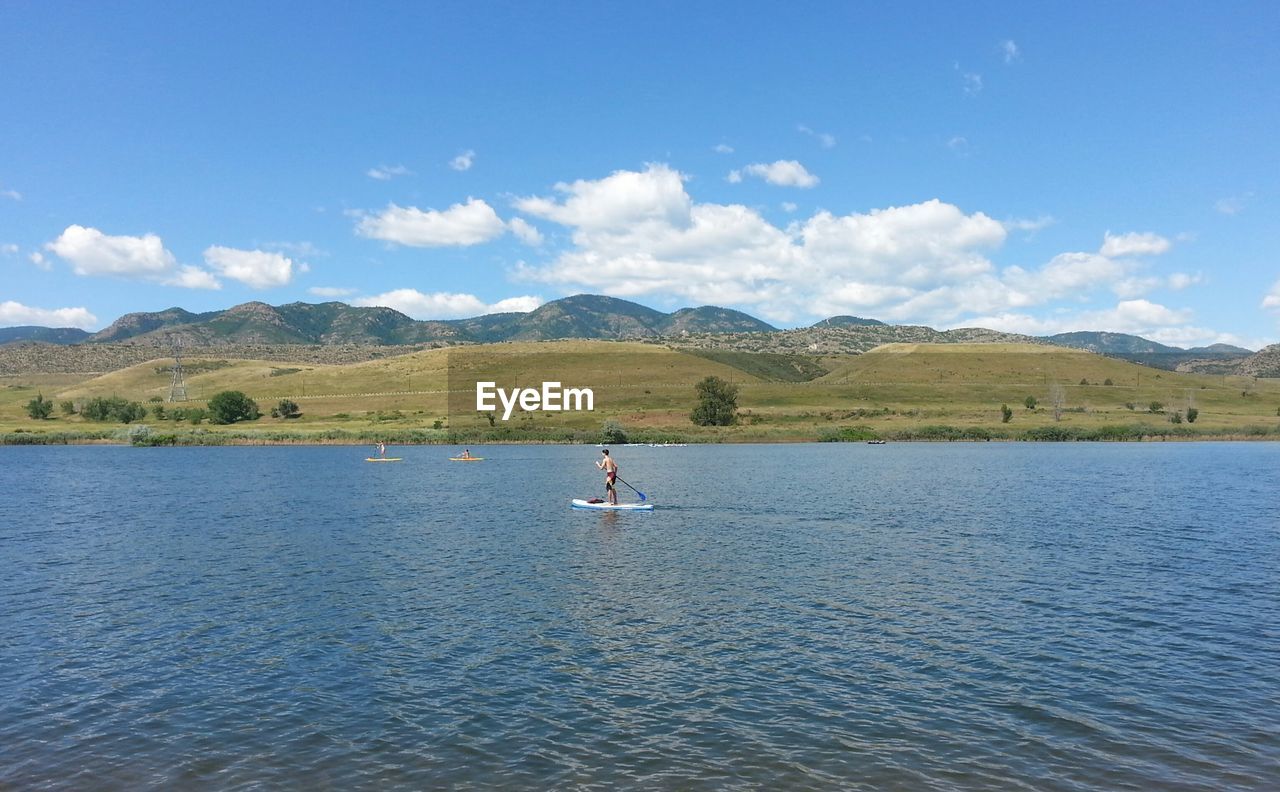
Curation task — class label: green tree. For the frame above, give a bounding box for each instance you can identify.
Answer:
[1186,407,1198,423]
[1000,403,1013,423]
[1024,396,1037,410]
[691,376,739,426]
[1103,378,1114,386]
[601,419,628,444]
[25,393,53,420]
[208,390,260,424]
[60,400,76,416]
[81,396,146,423]
[273,399,301,419]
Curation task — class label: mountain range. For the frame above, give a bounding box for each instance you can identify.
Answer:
[0,293,1267,373]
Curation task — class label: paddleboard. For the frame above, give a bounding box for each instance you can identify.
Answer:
[449,457,484,462]
[571,499,653,511]
[365,457,403,462]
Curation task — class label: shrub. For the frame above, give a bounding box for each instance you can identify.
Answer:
[60,400,77,416]
[273,399,301,419]
[1169,411,1183,424]
[1000,404,1013,423]
[601,419,628,444]
[1186,407,1198,423]
[1104,378,1114,386]
[818,426,879,442]
[1125,402,1135,410]
[1024,396,1037,410]
[25,393,53,420]
[208,390,260,425]
[1079,378,1089,386]
[82,396,147,423]
[1148,401,1163,413]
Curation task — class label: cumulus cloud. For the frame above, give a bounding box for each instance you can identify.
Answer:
[730,160,819,188]
[1263,279,1280,312]
[353,289,543,319]
[47,225,176,277]
[0,300,97,329]
[1,243,16,256]
[1099,231,1171,257]
[354,198,508,247]
[1001,40,1020,63]
[1003,215,1056,234]
[450,150,475,171]
[713,143,734,154]
[29,251,50,270]
[165,265,222,290]
[308,286,358,298]
[367,164,412,181]
[508,217,543,246]
[203,246,299,288]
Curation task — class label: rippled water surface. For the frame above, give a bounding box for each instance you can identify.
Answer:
[2,442,1278,790]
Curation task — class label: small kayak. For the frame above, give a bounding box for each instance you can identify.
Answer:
[365,457,403,462]
[571,499,654,511]
[449,457,484,462]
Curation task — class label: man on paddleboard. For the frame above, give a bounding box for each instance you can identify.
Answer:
[377,441,386,458]
[596,448,618,504]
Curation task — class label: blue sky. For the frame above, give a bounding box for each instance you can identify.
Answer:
[2,1,1278,348]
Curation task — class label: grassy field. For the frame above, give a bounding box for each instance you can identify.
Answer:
[3,341,1279,443]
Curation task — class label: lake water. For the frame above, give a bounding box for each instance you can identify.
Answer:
[2,442,1278,790]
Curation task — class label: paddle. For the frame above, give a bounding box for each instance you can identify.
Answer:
[615,475,647,501]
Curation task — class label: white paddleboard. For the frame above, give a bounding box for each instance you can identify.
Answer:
[571,499,654,511]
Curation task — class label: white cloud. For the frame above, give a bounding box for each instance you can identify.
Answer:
[734,160,819,188]
[726,169,743,184]
[165,265,222,290]
[29,251,50,270]
[963,300,1193,337]
[308,286,358,298]
[781,202,798,213]
[355,198,508,247]
[1167,272,1202,290]
[47,225,176,277]
[1099,231,1171,257]
[1001,40,1020,64]
[947,136,968,151]
[0,185,20,201]
[798,124,836,148]
[1,243,16,256]
[450,150,475,171]
[512,163,1214,338]
[508,217,543,246]
[1003,215,1056,234]
[1215,193,1252,215]
[0,300,97,329]
[1263,279,1280,312]
[713,143,734,154]
[367,164,412,181]
[963,72,983,96]
[353,289,543,319]
[203,246,298,288]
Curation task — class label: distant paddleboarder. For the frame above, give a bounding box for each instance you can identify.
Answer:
[376,441,386,459]
[596,448,619,505]
[460,449,472,459]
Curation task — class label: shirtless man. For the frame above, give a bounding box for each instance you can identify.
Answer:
[596,448,618,505]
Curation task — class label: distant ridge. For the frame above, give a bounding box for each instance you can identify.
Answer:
[0,326,91,345]
[3,294,1261,372]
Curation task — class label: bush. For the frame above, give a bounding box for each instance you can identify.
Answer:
[25,393,53,420]
[82,396,147,423]
[208,391,260,424]
[818,426,879,442]
[1001,403,1013,423]
[1148,401,1163,413]
[1125,402,1135,410]
[1186,407,1198,423]
[272,399,301,419]
[601,419,628,444]
[60,400,77,416]
[1024,396,1037,410]
[1103,378,1114,386]
[1170,411,1183,424]
[690,376,739,426]
[1079,378,1089,386]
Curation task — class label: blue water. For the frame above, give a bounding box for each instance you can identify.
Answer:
[1,443,1278,790]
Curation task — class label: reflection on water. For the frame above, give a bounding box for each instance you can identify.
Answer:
[1,442,1278,790]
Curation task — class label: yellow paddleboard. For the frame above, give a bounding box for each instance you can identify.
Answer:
[449,457,484,462]
[365,457,403,462]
